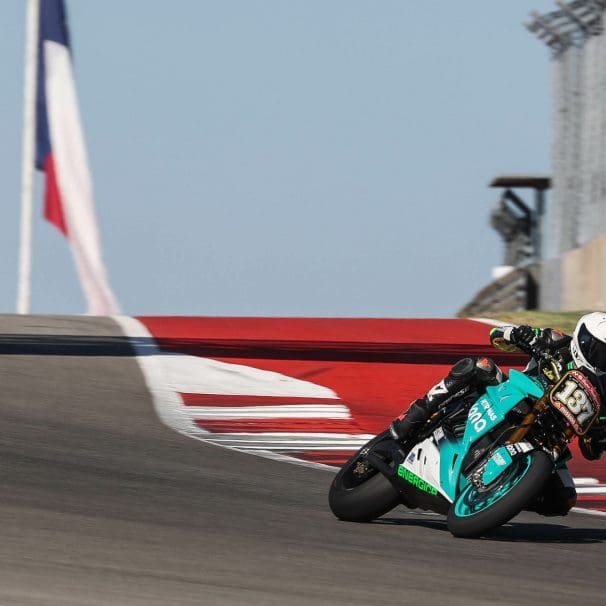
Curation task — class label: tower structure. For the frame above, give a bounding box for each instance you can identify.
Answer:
[527,1,606,309]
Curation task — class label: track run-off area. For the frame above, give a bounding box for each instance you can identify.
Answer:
[0,315,605,605]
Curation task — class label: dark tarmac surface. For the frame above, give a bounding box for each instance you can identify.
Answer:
[0,315,604,605]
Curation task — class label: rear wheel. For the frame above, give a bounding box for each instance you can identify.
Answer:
[447,450,552,538]
[328,431,400,522]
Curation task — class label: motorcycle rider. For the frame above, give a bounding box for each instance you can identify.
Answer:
[389,312,606,515]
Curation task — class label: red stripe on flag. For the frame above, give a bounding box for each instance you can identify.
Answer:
[181,393,341,407]
[43,154,68,236]
[194,418,360,433]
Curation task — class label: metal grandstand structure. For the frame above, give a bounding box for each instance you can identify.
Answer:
[527,1,606,259]
[527,1,605,53]
[460,1,606,314]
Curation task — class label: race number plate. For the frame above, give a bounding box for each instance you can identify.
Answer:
[549,370,600,435]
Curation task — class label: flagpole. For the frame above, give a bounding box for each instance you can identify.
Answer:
[17,0,40,315]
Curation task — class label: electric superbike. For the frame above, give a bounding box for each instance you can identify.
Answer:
[328,352,600,537]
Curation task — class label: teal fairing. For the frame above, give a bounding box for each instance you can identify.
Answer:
[433,369,545,502]
[330,366,557,536]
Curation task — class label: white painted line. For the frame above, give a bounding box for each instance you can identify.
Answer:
[469,317,512,327]
[575,486,606,495]
[203,433,373,450]
[112,315,192,434]
[185,404,352,419]
[574,477,600,486]
[237,448,340,471]
[159,353,339,399]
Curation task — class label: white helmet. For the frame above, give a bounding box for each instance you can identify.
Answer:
[571,312,606,376]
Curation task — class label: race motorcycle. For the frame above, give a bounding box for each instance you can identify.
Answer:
[328,351,601,537]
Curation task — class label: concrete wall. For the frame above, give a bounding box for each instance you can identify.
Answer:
[539,257,562,311]
[541,233,606,311]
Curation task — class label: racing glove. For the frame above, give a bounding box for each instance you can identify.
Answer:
[510,325,539,353]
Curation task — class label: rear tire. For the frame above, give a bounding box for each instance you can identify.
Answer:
[447,450,552,538]
[329,432,400,522]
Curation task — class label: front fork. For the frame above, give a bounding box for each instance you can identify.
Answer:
[506,395,574,458]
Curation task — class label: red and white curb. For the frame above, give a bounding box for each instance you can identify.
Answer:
[114,316,606,517]
[114,316,372,470]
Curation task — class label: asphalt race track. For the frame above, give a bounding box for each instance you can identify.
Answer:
[0,316,605,606]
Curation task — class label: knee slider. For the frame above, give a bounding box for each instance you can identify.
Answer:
[449,358,476,381]
[475,357,503,386]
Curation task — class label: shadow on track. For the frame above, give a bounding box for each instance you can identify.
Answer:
[374,514,449,533]
[486,521,606,544]
[375,514,606,543]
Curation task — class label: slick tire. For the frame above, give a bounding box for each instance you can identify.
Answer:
[329,433,400,523]
[447,450,552,538]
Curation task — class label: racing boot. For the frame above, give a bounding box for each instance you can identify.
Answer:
[389,357,503,444]
[579,430,606,460]
[389,398,431,443]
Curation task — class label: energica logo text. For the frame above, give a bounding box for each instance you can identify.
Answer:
[397,466,438,496]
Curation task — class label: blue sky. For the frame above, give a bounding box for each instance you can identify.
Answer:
[0,1,557,317]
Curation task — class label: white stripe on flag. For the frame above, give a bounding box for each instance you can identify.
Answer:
[44,40,119,315]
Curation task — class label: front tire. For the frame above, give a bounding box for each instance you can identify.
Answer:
[447,450,552,538]
[329,431,400,522]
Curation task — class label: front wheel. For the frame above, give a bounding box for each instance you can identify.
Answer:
[328,431,400,522]
[447,450,552,538]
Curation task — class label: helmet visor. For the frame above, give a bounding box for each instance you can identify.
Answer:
[578,323,606,374]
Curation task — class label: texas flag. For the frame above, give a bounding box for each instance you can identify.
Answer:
[36,0,119,315]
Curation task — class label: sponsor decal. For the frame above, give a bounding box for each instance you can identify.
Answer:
[550,370,600,435]
[492,452,506,466]
[397,466,439,496]
[433,426,445,443]
[542,367,556,381]
[468,403,488,433]
[505,442,534,457]
[407,451,416,464]
[479,398,497,422]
